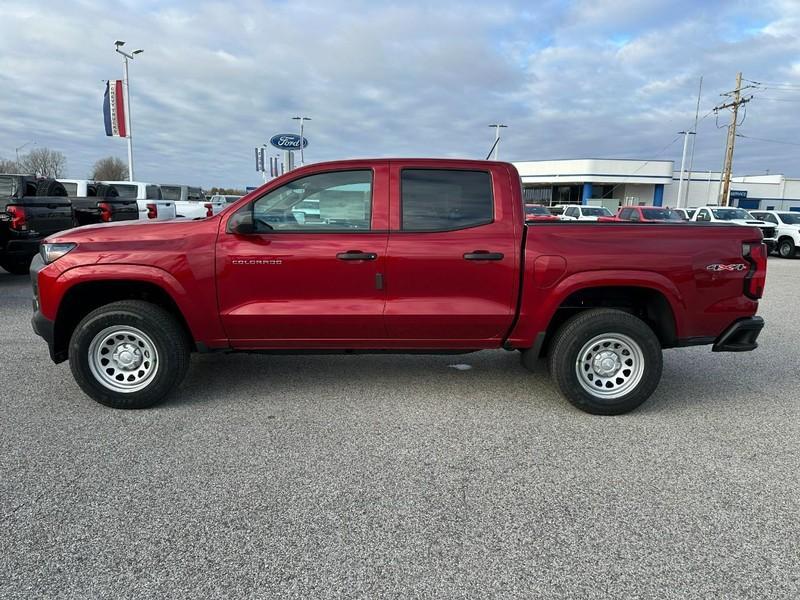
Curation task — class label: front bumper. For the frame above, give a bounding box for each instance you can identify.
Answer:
[764,240,777,253]
[29,254,61,363]
[712,316,764,352]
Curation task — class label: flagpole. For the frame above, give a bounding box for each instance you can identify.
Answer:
[114,41,142,182]
[122,55,134,181]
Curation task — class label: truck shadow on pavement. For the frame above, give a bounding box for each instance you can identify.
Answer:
[160,348,764,416]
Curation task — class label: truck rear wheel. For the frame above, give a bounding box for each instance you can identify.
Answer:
[778,238,796,258]
[68,300,190,409]
[548,308,662,415]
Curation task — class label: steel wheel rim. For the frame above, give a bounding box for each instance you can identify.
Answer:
[575,333,645,400]
[88,326,159,393]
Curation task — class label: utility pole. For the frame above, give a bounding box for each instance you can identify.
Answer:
[684,75,703,208]
[488,124,507,160]
[714,72,752,206]
[676,131,695,208]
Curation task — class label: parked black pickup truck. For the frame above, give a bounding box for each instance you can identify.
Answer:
[0,175,73,274]
[58,181,139,226]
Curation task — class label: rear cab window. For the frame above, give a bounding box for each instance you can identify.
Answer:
[160,186,181,201]
[0,175,18,198]
[61,182,78,196]
[113,184,138,199]
[400,169,493,231]
[146,185,162,200]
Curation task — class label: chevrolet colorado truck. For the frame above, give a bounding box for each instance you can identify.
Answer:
[30,159,766,415]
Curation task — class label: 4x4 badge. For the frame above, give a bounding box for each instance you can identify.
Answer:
[706,263,747,272]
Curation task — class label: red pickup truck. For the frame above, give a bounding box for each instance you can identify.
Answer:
[30,159,766,415]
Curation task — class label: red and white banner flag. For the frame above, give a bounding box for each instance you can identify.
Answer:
[103,80,127,137]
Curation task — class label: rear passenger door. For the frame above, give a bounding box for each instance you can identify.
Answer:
[384,164,518,344]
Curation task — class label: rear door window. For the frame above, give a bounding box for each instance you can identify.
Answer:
[146,185,162,200]
[401,169,493,231]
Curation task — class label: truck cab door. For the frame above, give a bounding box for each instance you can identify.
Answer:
[383,163,519,345]
[216,163,390,347]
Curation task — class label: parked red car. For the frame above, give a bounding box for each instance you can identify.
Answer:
[525,205,560,222]
[599,206,685,223]
[31,159,766,415]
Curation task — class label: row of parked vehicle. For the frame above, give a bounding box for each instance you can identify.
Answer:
[524,203,797,257]
[0,174,242,274]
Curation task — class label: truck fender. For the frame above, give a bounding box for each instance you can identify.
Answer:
[53,263,203,337]
[509,269,687,348]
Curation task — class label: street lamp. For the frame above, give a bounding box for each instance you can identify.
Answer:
[292,116,311,165]
[114,41,144,181]
[15,141,35,167]
[488,124,507,160]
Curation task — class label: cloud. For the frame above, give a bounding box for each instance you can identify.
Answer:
[0,0,798,187]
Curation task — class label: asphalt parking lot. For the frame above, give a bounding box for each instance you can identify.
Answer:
[1,260,798,599]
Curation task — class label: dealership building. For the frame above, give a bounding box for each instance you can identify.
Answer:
[513,158,800,212]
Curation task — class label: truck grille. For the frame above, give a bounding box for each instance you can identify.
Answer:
[760,226,776,239]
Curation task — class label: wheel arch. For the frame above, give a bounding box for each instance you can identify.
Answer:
[52,277,195,362]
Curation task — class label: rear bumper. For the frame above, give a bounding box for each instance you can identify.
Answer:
[712,316,764,352]
[3,237,42,259]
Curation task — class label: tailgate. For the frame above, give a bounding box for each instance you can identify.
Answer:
[10,196,73,236]
[105,198,138,222]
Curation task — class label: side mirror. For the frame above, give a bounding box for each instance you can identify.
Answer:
[227,205,256,234]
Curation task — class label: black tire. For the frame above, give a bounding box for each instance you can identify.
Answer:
[68,300,190,409]
[0,257,32,275]
[36,179,68,197]
[91,183,119,198]
[548,308,663,415]
[778,238,796,259]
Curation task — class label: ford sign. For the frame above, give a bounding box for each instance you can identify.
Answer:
[270,134,308,150]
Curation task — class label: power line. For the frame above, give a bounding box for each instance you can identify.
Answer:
[736,133,800,147]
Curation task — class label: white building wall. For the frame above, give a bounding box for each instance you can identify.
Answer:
[621,183,655,205]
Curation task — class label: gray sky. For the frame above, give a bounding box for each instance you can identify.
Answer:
[1,0,798,188]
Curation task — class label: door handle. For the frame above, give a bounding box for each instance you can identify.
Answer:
[463,250,504,261]
[336,250,378,261]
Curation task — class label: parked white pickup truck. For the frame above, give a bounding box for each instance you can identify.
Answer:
[556,205,614,221]
[98,181,176,221]
[750,210,800,258]
[160,184,225,219]
[691,206,777,253]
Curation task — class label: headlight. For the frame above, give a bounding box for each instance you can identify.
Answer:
[40,242,77,264]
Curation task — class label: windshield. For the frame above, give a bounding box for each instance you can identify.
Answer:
[642,208,683,221]
[778,213,800,225]
[711,208,752,220]
[525,206,549,215]
[583,207,612,217]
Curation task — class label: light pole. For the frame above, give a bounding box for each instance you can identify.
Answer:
[114,41,143,181]
[15,141,35,168]
[488,124,507,160]
[292,116,311,165]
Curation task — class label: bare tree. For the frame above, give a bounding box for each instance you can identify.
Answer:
[90,156,128,181]
[18,147,67,178]
[0,158,19,174]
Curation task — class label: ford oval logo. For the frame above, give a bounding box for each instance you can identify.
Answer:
[270,134,308,150]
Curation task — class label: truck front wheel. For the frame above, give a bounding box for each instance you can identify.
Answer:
[68,300,190,409]
[548,308,662,415]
